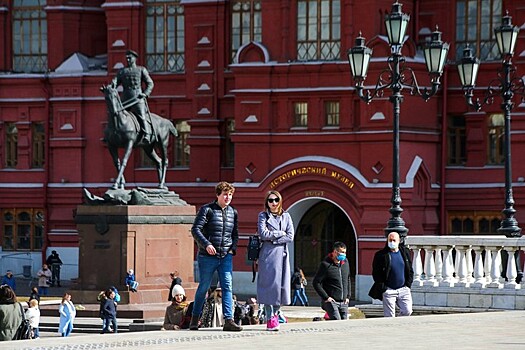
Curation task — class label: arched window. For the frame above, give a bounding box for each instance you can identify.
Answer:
[1,209,44,251]
[297,0,340,61]
[456,0,502,61]
[12,0,48,73]
[145,0,185,72]
[231,0,262,62]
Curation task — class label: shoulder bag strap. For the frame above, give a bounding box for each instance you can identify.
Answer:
[19,303,26,320]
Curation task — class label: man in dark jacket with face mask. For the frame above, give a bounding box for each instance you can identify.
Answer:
[370,232,414,317]
[313,241,351,320]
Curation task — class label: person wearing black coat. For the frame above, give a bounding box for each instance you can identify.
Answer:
[370,232,414,317]
[189,182,242,332]
[28,287,40,304]
[313,242,351,320]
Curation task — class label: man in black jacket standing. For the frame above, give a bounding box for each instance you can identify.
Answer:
[189,181,242,332]
[46,250,63,287]
[313,241,351,320]
[370,232,414,317]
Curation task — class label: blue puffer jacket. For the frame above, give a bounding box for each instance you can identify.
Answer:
[191,201,238,258]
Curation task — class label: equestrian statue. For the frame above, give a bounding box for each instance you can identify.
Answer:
[101,50,178,190]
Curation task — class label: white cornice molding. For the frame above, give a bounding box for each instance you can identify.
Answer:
[45,6,103,12]
[101,1,143,8]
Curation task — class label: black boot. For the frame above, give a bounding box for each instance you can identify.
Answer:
[223,319,242,332]
[189,315,199,330]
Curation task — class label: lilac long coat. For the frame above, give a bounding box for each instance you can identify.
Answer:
[256,210,294,305]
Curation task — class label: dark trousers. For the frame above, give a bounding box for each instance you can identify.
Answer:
[51,264,61,286]
[322,300,348,320]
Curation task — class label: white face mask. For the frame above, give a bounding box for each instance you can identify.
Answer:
[388,241,398,250]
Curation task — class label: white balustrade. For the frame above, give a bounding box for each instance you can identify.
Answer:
[405,236,525,291]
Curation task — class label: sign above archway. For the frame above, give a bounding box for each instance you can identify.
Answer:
[269,166,355,190]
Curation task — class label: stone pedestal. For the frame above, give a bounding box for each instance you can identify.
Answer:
[74,204,196,304]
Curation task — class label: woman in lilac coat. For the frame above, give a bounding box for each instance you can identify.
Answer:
[257,190,294,331]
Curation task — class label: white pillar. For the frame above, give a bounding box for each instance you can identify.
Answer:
[472,246,485,287]
[423,247,438,286]
[440,246,455,287]
[484,248,493,284]
[487,247,503,289]
[435,248,443,282]
[466,246,474,283]
[456,246,469,287]
[504,247,520,289]
[411,246,423,287]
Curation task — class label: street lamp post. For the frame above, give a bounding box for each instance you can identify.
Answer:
[347,1,449,242]
[457,12,523,237]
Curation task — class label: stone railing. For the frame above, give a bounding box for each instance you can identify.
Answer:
[405,235,525,309]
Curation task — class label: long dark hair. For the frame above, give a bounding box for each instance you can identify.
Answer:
[0,284,17,303]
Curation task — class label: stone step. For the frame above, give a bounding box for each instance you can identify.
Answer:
[38,317,135,334]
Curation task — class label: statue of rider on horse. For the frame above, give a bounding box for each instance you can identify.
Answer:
[111,49,155,144]
[101,50,178,191]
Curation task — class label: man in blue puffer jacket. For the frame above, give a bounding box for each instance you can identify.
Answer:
[189,181,242,332]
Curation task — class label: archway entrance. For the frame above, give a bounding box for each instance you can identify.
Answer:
[290,200,356,300]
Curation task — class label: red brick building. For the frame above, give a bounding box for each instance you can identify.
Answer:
[0,0,524,300]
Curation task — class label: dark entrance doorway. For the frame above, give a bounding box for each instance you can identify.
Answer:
[293,201,356,299]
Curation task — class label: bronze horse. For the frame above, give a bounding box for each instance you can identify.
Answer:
[100,84,178,190]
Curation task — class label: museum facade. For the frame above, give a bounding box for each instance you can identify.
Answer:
[0,0,524,300]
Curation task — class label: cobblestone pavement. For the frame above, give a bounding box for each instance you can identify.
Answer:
[1,310,524,350]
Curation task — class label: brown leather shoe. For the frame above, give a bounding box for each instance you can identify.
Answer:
[189,315,199,330]
[223,319,242,332]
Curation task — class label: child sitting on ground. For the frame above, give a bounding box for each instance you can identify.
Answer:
[161,285,190,330]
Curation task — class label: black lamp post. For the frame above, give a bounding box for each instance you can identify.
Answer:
[347,1,449,241]
[457,12,523,237]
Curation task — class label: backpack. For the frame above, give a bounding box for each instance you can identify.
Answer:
[14,303,33,340]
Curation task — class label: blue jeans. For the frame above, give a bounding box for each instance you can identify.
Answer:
[192,253,234,320]
[292,288,307,306]
[103,316,118,333]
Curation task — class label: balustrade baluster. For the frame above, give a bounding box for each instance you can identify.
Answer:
[411,246,423,287]
[423,247,438,286]
[466,246,474,283]
[484,248,493,284]
[456,246,469,287]
[472,246,485,287]
[487,247,503,288]
[435,248,443,282]
[440,246,455,287]
[504,247,520,289]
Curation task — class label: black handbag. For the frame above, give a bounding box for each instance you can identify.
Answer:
[247,234,261,283]
[247,235,261,261]
[14,303,33,340]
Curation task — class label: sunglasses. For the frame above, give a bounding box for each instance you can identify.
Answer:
[267,197,280,204]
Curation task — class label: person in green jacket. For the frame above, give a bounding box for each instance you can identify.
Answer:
[0,284,23,341]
